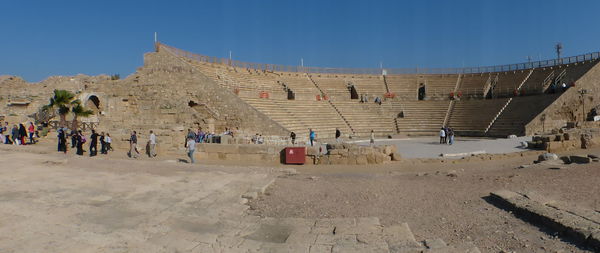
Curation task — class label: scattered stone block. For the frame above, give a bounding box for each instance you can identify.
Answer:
[569,155,591,164]
[538,153,558,162]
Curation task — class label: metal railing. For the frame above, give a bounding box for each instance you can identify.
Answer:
[159,42,600,75]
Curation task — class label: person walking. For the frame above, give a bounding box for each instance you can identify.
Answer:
[19,124,27,145]
[309,129,316,146]
[76,130,85,155]
[28,122,35,144]
[335,128,341,143]
[448,127,455,145]
[129,131,140,158]
[105,133,113,152]
[89,130,98,156]
[439,127,446,144]
[186,136,196,164]
[11,125,19,145]
[290,131,296,145]
[370,130,375,146]
[100,132,107,154]
[70,129,77,148]
[148,130,157,157]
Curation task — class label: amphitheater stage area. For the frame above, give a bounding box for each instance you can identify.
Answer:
[350,136,531,158]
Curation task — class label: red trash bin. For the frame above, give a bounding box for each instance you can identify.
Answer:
[285,147,306,164]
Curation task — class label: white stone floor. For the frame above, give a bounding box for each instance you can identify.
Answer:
[350,136,532,158]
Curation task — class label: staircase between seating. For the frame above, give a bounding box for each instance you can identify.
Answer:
[484,98,513,134]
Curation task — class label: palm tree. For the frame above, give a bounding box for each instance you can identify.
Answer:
[43,89,76,128]
[71,100,93,130]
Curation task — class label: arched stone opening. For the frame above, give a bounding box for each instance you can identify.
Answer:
[86,95,101,113]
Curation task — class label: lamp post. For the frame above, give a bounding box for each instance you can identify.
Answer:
[579,89,588,123]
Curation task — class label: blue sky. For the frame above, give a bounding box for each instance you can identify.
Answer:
[1,0,599,82]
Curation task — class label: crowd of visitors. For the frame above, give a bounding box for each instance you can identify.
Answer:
[439,126,455,145]
[56,127,113,156]
[0,122,38,145]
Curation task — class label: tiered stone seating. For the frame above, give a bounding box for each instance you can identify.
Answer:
[385,75,418,99]
[487,94,560,137]
[193,62,287,99]
[492,71,530,96]
[447,98,509,135]
[458,74,489,98]
[276,73,321,100]
[331,101,395,136]
[394,100,450,135]
[243,98,351,139]
[349,75,387,97]
[421,75,458,99]
[311,76,352,100]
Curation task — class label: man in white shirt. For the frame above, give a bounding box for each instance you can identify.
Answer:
[149,130,157,157]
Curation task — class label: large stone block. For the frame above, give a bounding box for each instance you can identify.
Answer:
[569,155,591,164]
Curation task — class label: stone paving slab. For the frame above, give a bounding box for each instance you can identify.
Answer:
[490,189,600,251]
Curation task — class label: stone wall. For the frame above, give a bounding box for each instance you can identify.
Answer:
[525,61,600,135]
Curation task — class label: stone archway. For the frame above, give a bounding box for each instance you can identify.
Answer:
[85,95,101,113]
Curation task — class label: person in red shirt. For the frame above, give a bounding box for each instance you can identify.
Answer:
[28,122,35,144]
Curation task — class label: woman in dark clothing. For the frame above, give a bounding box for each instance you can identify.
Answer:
[18,124,27,145]
[58,129,67,153]
[76,130,84,155]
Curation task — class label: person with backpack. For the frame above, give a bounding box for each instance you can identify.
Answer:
[19,124,27,145]
[186,136,196,164]
[11,125,19,145]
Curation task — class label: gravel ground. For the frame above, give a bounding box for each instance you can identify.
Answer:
[250,150,600,252]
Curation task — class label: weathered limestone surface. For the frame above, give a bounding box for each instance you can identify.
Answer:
[490,190,600,251]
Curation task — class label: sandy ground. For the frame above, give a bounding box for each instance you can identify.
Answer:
[250,150,600,252]
[1,137,599,252]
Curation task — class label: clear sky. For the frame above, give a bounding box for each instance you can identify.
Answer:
[1,0,599,82]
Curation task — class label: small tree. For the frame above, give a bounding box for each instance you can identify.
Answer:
[43,89,76,128]
[111,74,120,80]
[71,100,94,130]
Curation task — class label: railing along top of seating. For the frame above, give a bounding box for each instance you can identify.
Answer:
[159,42,600,75]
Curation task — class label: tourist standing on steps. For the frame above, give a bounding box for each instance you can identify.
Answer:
[89,130,98,156]
[76,130,85,155]
[290,131,296,145]
[439,127,446,144]
[186,136,196,164]
[370,130,375,146]
[148,130,157,157]
[129,131,140,158]
[309,129,316,146]
[335,128,341,143]
[100,132,107,154]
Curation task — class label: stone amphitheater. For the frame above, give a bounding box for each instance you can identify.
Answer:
[1,43,600,252]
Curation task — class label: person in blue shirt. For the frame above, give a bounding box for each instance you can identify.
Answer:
[309,129,316,146]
